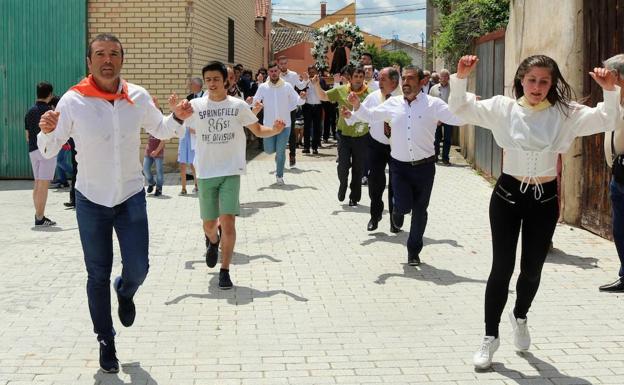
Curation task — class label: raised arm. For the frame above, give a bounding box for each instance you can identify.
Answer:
[569,68,620,136]
[37,99,73,159]
[311,75,329,101]
[348,92,391,123]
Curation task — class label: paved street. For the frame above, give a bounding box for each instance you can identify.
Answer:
[2,146,624,385]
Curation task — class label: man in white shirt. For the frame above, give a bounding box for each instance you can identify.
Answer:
[348,65,461,266]
[345,67,403,233]
[299,65,324,154]
[254,61,305,184]
[421,70,432,95]
[429,69,455,165]
[277,55,306,166]
[601,53,624,293]
[182,61,285,290]
[37,34,192,374]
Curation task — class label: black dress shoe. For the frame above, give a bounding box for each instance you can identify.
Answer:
[349,199,358,207]
[599,278,624,292]
[392,212,404,229]
[408,253,421,266]
[389,223,401,233]
[63,201,75,208]
[367,217,379,231]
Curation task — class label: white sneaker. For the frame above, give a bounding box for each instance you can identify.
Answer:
[473,336,500,369]
[509,312,531,351]
[276,176,285,185]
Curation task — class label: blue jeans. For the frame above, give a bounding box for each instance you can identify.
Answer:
[143,156,164,189]
[611,178,624,277]
[263,126,292,177]
[54,148,73,183]
[76,189,149,341]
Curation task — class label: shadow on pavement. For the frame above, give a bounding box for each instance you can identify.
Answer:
[164,272,308,306]
[269,168,322,174]
[361,233,462,248]
[375,262,486,286]
[330,203,370,215]
[546,248,599,270]
[238,200,285,218]
[30,226,78,232]
[184,252,282,270]
[93,361,157,384]
[257,184,318,191]
[490,352,592,384]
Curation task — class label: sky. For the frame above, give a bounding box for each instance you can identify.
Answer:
[271,0,427,45]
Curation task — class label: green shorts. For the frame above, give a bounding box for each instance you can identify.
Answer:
[197,175,241,220]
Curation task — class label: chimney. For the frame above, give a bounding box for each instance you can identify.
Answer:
[320,1,327,19]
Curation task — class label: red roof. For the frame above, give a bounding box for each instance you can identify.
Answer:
[255,0,269,18]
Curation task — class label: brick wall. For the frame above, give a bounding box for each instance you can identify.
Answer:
[87,0,265,170]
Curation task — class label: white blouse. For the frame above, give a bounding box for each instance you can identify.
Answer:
[448,75,621,194]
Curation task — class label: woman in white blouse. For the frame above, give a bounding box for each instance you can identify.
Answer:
[449,54,620,370]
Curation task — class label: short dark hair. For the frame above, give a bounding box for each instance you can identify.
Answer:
[256,67,267,76]
[361,52,373,60]
[340,64,354,77]
[87,33,124,59]
[267,61,279,69]
[385,67,400,84]
[403,65,424,81]
[352,65,366,77]
[202,61,228,82]
[36,82,53,99]
[242,69,252,77]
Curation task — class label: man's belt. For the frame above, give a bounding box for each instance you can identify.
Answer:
[396,155,437,166]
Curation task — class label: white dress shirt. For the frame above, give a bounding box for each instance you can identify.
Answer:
[280,69,306,89]
[366,80,379,92]
[253,82,304,127]
[299,80,322,105]
[352,92,461,162]
[346,86,402,145]
[37,82,184,207]
[448,75,621,180]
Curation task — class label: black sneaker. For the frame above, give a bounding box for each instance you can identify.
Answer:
[289,156,296,167]
[205,234,220,268]
[302,148,310,154]
[63,201,75,208]
[408,253,421,266]
[219,269,233,290]
[146,184,155,193]
[35,216,56,226]
[99,339,119,373]
[154,188,162,197]
[114,277,136,327]
[313,149,319,154]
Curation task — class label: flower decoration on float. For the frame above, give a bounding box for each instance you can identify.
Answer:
[312,18,365,71]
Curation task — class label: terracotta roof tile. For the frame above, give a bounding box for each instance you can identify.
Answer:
[271,25,315,52]
[255,0,269,18]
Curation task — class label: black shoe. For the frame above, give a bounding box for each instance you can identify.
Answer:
[35,216,56,226]
[338,185,347,202]
[205,234,220,268]
[154,188,162,197]
[114,277,135,327]
[146,184,155,193]
[99,339,119,373]
[389,223,402,233]
[392,212,404,229]
[599,278,624,292]
[313,149,319,155]
[442,160,451,166]
[289,156,296,167]
[63,201,75,208]
[302,148,310,154]
[348,199,358,207]
[408,253,421,266]
[361,176,368,185]
[367,217,379,231]
[219,269,233,290]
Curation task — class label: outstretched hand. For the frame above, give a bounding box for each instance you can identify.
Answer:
[172,96,193,120]
[340,106,352,119]
[589,67,617,91]
[252,100,264,115]
[39,110,60,134]
[457,55,479,79]
[347,92,360,110]
[272,119,286,133]
[310,75,320,85]
[168,93,179,111]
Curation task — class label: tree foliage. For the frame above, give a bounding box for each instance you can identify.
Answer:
[432,0,509,70]
[363,43,413,70]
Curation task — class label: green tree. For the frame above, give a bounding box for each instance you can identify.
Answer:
[363,43,413,70]
[432,0,509,70]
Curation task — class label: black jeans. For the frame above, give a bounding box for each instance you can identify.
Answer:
[367,137,394,221]
[390,159,435,255]
[322,101,337,140]
[289,109,298,157]
[337,134,368,202]
[485,173,559,337]
[303,103,322,150]
[434,123,455,162]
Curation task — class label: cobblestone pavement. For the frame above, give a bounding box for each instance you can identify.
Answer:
[2,143,624,385]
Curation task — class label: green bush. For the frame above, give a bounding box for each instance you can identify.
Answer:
[432,0,509,70]
[363,43,413,70]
